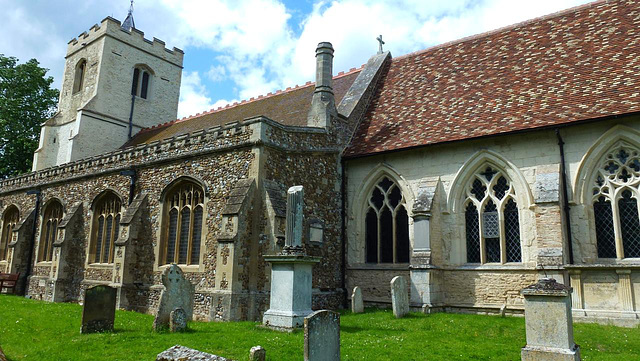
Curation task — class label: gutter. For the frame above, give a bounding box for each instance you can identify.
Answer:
[556,129,574,264]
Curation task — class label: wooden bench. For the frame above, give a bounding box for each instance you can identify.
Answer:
[0,272,20,294]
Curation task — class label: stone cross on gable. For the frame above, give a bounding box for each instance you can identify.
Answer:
[285,186,304,248]
[377,35,385,54]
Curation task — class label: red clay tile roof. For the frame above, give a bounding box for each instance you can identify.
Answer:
[345,0,640,158]
[126,68,361,146]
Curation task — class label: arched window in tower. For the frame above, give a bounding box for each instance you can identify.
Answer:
[73,59,86,94]
[364,176,410,264]
[131,66,152,99]
[39,200,63,262]
[592,145,640,258]
[162,180,204,266]
[0,206,19,261]
[464,166,521,264]
[90,192,122,264]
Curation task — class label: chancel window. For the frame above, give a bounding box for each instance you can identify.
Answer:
[39,200,63,262]
[162,181,204,266]
[464,166,521,263]
[365,177,410,264]
[592,145,640,259]
[73,59,86,94]
[0,206,19,261]
[131,66,151,99]
[90,192,122,264]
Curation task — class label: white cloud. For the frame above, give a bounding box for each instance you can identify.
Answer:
[206,65,227,82]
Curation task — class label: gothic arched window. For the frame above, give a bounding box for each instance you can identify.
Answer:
[162,180,204,266]
[0,206,19,261]
[73,59,86,94]
[464,166,521,264]
[90,192,122,264]
[365,177,410,264]
[39,200,63,262]
[592,145,640,259]
[131,66,151,99]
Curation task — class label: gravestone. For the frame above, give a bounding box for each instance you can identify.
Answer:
[391,276,409,318]
[304,310,340,361]
[422,304,430,314]
[499,304,507,317]
[153,264,195,331]
[521,278,581,361]
[156,345,230,361]
[351,286,363,313]
[81,285,117,333]
[249,346,266,361]
[170,307,187,332]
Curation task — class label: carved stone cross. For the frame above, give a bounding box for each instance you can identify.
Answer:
[377,35,385,54]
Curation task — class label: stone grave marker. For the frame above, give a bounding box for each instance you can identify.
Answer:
[421,304,430,314]
[304,310,340,361]
[249,346,266,361]
[153,264,195,331]
[81,285,117,333]
[499,304,507,317]
[391,276,409,318]
[156,345,230,361]
[170,307,187,332]
[351,286,363,313]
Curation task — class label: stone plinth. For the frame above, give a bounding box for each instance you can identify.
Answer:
[304,310,340,361]
[521,278,581,361]
[263,255,321,330]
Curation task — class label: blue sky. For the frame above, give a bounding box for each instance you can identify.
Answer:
[1,0,592,119]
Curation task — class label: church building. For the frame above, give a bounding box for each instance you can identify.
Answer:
[1,0,639,326]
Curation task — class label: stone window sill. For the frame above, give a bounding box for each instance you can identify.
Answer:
[448,263,533,271]
[35,261,52,266]
[87,263,114,269]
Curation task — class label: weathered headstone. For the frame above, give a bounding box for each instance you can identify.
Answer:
[81,285,117,333]
[170,307,187,332]
[304,310,340,361]
[249,346,266,361]
[521,278,581,361]
[351,286,363,313]
[156,345,230,361]
[421,304,430,315]
[499,304,507,317]
[153,264,195,331]
[391,276,409,318]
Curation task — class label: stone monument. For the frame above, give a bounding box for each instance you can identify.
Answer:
[351,286,363,313]
[156,345,230,361]
[263,186,321,330]
[170,307,187,332]
[153,264,195,331]
[249,346,266,361]
[304,310,340,361]
[521,278,581,361]
[391,276,409,318]
[81,285,117,333]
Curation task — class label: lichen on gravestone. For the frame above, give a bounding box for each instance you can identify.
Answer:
[249,346,266,361]
[156,345,232,361]
[153,264,195,331]
[170,307,187,332]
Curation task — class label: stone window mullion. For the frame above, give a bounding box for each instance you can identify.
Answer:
[499,200,507,264]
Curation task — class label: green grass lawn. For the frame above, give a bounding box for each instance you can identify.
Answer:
[0,295,638,360]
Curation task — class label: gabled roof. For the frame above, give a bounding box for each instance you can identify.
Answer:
[126,69,361,146]
[345,0,640,158]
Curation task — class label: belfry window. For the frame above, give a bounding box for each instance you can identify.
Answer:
[464,166,521,264]
[73,59,86,94]
[38,200,63,262]
[0,206,19,261]
[365,177,410,264]
[592,145,640,259]
[131,66,151,99]
[90,192,122,264]
[162,180,204,266]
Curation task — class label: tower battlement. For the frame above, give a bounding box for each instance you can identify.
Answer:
[66,17,183,66]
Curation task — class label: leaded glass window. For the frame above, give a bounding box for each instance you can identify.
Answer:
[364,177,410,264]
[0,206,19,261]
[464,166,522,264]
[162,181,205,266]
[91,192,122,264]
[39,200,63,262]
[592,144,640,258]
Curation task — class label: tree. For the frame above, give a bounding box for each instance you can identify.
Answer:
[0,55,59,178]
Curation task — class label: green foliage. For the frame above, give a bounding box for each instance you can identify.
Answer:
[0,295,638,360]
[0,55,58,178]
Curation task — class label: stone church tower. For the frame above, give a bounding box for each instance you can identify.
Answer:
[32,10,183,171]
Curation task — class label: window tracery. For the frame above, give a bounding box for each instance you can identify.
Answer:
[39,200,63,262]
[365,176,410,264]
[464,166,521,264]
[162,181,204,266]
[90,192,122,264]
[0,206,19,261]
[592,144,640,258]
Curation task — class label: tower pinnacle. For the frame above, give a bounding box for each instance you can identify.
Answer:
[121,0,135,31]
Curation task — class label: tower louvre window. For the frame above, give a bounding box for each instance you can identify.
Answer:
[73,59,86,94]
[131,66,151,99]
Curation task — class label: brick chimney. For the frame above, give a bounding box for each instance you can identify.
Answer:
[307,42,337,128]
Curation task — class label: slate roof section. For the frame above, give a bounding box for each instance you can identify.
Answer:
[126,69,361,146]
[344,0,640,158]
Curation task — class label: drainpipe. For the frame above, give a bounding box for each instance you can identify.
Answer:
[556,129,574,264]
[128,94,136,139]
[340,157,348,308]
[22,189,41,295]
[120,169,137,205]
